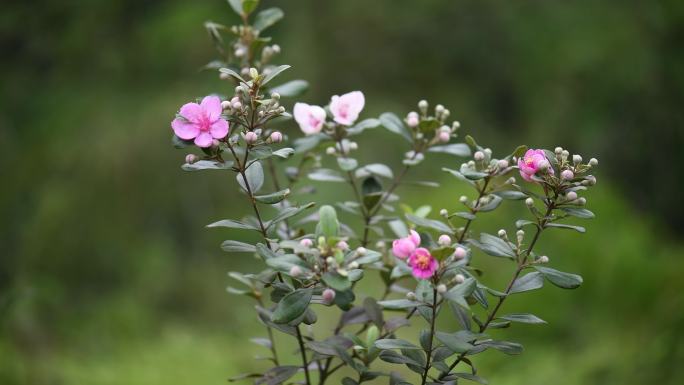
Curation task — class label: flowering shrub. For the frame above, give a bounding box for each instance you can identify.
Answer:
[170,1,599,384]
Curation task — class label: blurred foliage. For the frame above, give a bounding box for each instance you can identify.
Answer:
[1,0,683,384]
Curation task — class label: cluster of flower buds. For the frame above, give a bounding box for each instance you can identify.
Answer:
[326,139,359,156]
[404,100,461,145]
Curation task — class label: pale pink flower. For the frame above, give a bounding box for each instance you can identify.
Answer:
[392,230,421,259]
[330,91,365,125]
[408,248,439,280]
[518,149,554,182]
[171,96,229,148]
[293,103,326,135]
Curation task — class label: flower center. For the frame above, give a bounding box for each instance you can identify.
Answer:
[338,103,349,118]
[197,114,212,132]
[416,254,430,269]
[308,114,320,128]
[524,156,535,166]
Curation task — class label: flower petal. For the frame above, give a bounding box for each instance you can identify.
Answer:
[171,118,200,140]
[201,95,223,121]
[194,132,214,148]
[210,119,229,139]
[179,102,202,123]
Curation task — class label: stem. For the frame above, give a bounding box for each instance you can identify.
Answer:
[420,288,438,385]
[439,200,555,380]
[256,297,280,365]
[457,177,491,243]
[362,164,412,246]
[295,326,312,385]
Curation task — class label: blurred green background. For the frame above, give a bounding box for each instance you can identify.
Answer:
[2,0,683,384]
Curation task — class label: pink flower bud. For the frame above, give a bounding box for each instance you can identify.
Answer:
[438,131,450,143]
[337,241,349,250]
[454,274,465,284]
[244,131,258,144]
[561,169,574,180]
[289,266,302,277]
[356,247,367,256]
[454,247,467,259]
[392,230,421,259]
[497,159,509,169]
[566,191,578,200]
[185,154,198,164]
[232,101,242,109]
[474,151,485,161]
[299,239,313,247]
[438,234,451,246]
[270,131,283,143]
[322,288,336,303]
[221,100,231,110]
[212,139,220,147]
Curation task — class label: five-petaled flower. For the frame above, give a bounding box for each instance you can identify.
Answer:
[518,149,554,182]
[293,103,326,135]
[330,91,365,126]
[392,230,421,259]
[408,248,438,280]
[172,96,229,148]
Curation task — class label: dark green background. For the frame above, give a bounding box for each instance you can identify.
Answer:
[1,0,683,384]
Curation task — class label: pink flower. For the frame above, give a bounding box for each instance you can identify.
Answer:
[392,230,421,259]
[330,91,365,126]
[408,248,439,280]
[294,103,326,135]
[171,96,229,148]
[518,149,554,182]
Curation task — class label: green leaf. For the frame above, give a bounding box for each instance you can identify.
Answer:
[271,288,313,324]
[255,243,278,260]
[220,240,257,253]
[241,0,259,14]
[379,112,412,142]
[544,223,586,233]
[337,157,358,171]
[265,202,316,229]
[363,297,384,329]
[377,299,423,310]
[560,207,595,219]
[207,219,259,231]
[428,143,471,157]
[406,214,452,233]
[431,247,455,260]
[477,340,523,355]
[182,160,234,171]
[475,233,516,259]
[272,147,295,158]
[266,254,310,273]
[270,79,308,97]
[253,7,283,31]
[509,272,544,294]
[495,190,528,200]
[442,167,476,186]
[374,339,421,350]
[443,373,489,384]
[465,135,478,150]
[515,219,537,229]
[259,365,299,385]
[511,145,528,159]
[499,313,547,324]
[347,118,381,135]
[255,189,290,204]
[237,161,264,193]
[435,331,474,353]
[355,163,394,179]
[261,65,290,86]
[318,205,340,238]
[477,195,503,212]
[445,278,477,308]
[308,168,346,182]
[322,272,351,291]
[535,266,583,289]
[378,350,421,366]
[341,377,359,385]
[219,67,245,82]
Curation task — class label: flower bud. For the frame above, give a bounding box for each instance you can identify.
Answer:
[577,197,587,206]
[561,150,569,158]
[322,288,336,303]
[437,284,447,294]
[516,229,525,244]
[349,142,359,151]
[269,131,283,143]
[348,261,359,269]
[271,92,280,100]
[438,131,450,143]
[566,191,578,201]
[454,274,465,284]
[554,147,563,155]
[326,147,336,155]
[572,154,582,164]
[183,154,198,164]
[586,175,597,185]
[326,256,335,265]
[538,255,549,264]
[221,100,231,110]
[452,121,461,130]
[538,159,550,171]
[375,241,385,250]
[356,247,367,256]
[234,47,246,57]
[406,292,417,300]
[506,177,516,184]
[438,234,452,246]
[474,151,485,161]
[442,109,450,120]
[232,101,242,109]
[212,139,220,148]
[525,197,535,207]
[219,72,230,80]
[337,241,349,250]
[289,265,302,277]
[272,44,281,54]
[299,238,313,247]
[407,115,419,128]
[454,247,467,259]
[244,131,258,144]
[498,229,507,238]
[418,100,428,113]
[435,104,445,115]
[497,159,509,169]
[561,169,574,180]
[484,148,492,157]
[249,67,259,79]
[459,195,468,204]
[589,158,598,167]
[440,209,448,217]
